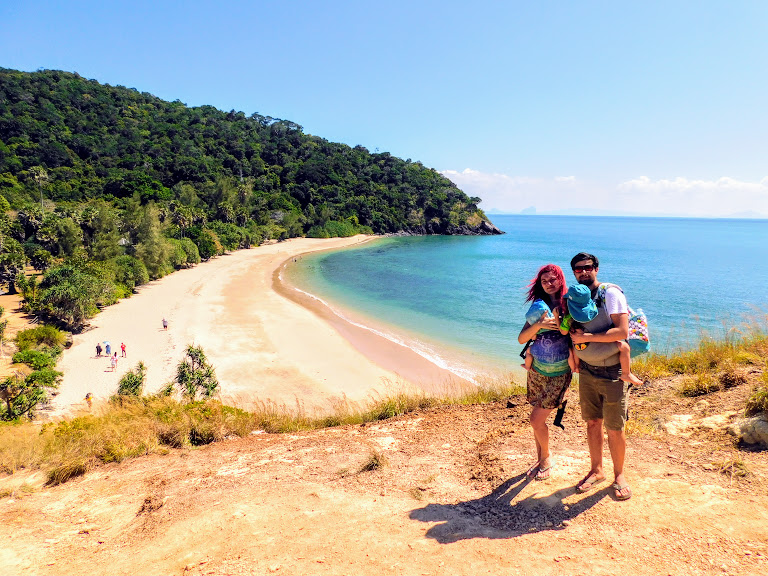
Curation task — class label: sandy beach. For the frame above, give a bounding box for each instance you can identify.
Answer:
[50,236,466,417]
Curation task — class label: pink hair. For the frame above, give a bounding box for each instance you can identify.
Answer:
[525,264,567,305]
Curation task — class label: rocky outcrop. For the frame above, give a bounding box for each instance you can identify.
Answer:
[395,218,504,236]
[728,414,768,447]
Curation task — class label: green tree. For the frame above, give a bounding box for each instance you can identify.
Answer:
[89,201,121,260]
[179,237,201,266]
[40,264,110,329]
[55,217,84,257]
[174,345,218,401]
[30,248,54,272]
[0,306,7,358]
[135,203,172,279]
[193,228,222,260]
[29,166,49,211]
[0,237,26,293]
[0,367,61,421]
[16,273,42,314]
[114,255,149,291]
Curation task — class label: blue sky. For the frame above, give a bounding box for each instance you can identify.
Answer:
[3,1,768,217]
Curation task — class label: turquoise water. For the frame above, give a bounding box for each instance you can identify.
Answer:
[284,215,768,379]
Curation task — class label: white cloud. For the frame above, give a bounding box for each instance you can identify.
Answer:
[616,176,768,217]
[440,169,768,218]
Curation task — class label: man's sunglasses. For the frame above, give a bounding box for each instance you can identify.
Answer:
[573,265,595,272]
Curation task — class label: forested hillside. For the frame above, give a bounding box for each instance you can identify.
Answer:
[0,68,499,330]
[0,68,498,237]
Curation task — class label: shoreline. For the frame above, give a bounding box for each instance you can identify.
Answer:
[272,245,474,396]
[49,236,471,418]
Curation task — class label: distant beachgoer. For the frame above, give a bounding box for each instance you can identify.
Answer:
[121,342,126,357]
[162,317,168,330]
[85,392,93,409]
[96,343,102,357]
[105,343,111,356]
[110,355,117,372]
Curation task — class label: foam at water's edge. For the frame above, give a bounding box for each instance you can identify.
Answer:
[279,269,483,384]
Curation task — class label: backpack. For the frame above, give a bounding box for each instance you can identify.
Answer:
[595,283,650,357]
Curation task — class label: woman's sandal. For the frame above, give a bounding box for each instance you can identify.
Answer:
[535,463,553,481]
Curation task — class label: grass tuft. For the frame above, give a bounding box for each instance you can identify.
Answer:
[358,449,388,473]
[718,363,748,389]
[745,376,768,417]
[716,458,750,479]
[680,373,720,397]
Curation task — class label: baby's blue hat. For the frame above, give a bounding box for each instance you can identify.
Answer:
[525,299,552,325]
[565,284,598,323]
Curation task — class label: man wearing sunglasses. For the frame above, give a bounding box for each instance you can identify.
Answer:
[568,252,633,501]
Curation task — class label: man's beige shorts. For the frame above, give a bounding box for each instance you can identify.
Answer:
[578,362,628,431]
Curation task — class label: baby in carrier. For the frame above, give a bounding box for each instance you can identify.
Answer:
[559,284,643,386]
[521,299,578,373]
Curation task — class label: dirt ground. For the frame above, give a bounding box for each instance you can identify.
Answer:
[0,292,38,378]
[2,375,767,576]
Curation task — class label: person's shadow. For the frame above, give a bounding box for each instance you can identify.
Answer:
[409,472,609,542]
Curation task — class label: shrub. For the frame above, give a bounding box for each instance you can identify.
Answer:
[179,237,201,265]
[114,255,149,291]
[192,228,223,260]
[167,239,188,269]
[117,362,146,397]
[15,325,66,351]
[11,349,56,370]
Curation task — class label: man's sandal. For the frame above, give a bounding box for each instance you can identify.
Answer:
[575,473,605,493]
[612,482,632,501]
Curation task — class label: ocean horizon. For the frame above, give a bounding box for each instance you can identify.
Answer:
[284,214,768,381]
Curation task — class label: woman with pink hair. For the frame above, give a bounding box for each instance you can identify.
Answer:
[517,264,573,481]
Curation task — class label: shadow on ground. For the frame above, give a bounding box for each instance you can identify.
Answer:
[410,472,609,542]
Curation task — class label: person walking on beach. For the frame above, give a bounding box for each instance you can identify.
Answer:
[96,343,102,357]
[568,252,636,501]
[517,264,573,481]
[162,317,168,330]
[121,342,126,357]
[105,342,111,356]
[110,354,117,372]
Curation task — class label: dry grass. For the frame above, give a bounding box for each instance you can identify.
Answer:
[716,457,750,479]
[0,378,525,485]
[680,373,721,397]
[358,449,388,473]
[745,374,768,417]
[634,323,768,380]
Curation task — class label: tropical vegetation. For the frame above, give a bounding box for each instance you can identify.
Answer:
[0,67,498,330]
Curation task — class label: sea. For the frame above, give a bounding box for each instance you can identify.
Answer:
[283,215,768,381]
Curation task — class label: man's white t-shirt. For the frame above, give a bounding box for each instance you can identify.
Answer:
[603,285,628,316]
